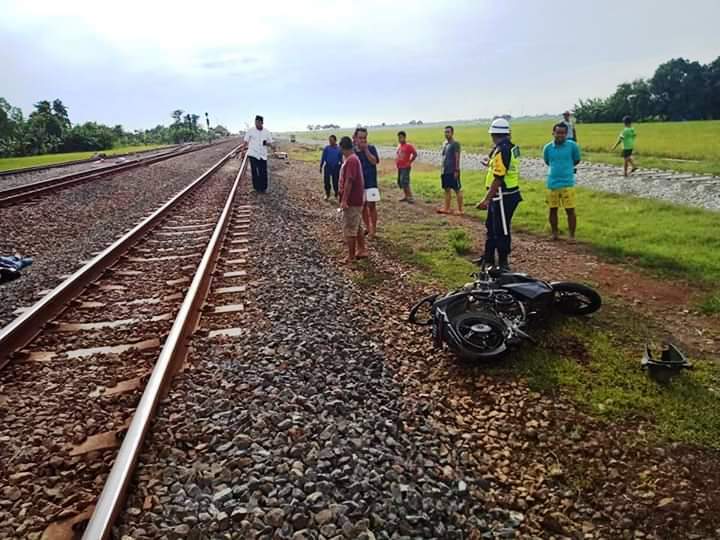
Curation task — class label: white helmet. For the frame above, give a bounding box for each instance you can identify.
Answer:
[488,117,511,134]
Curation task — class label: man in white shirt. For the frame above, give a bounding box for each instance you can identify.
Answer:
[560,111,578,142]
[242,115,274,192]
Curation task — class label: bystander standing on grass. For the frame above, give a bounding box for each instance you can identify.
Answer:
[437,126,463,215]
[320,134,342,200]
[354,127,381,239]
[543,123,581,241]
[612,115,638,176]
[396,130,417,203]
[338,136,367,263]
[560,110,578,142]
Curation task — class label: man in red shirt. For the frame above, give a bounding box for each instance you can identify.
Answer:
[338,136,367,263]
[396,130,417,203]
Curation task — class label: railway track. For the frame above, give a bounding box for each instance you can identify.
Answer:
[0,141,224,207]
[0,144,182,179]
[0,145,252,538]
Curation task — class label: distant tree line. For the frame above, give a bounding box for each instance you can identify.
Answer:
[304,119,426,131]
[0,98,231,158]
[574,56,720,123]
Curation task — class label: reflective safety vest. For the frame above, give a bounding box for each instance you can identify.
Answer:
[485,144,521,189]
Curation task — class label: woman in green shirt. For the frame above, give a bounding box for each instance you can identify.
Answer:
[612,115,637,177]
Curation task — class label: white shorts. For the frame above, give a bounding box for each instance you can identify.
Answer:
[364,188,381,202]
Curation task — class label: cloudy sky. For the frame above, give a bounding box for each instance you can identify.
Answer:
[2,0,719,132]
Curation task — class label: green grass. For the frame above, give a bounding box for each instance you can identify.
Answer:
[384,170,720,291]
[505,319,720,448]
[448,229,473,255]
[378,215,720,448]
[287,146,321,163]
[296,119,720,175]
[699,293,720,315]
[0,144,170,172]
[381,221,477,287]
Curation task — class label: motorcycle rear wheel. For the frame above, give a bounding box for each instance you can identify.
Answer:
[552,282,602,315]
[450,311,508,360]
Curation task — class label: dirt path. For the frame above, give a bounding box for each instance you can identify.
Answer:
[273,156,720,538]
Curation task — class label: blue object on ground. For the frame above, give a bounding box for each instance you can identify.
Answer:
[0,255,33,271]
[0,255,33,284]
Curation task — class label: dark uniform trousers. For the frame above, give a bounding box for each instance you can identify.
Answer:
[483,188,522,264]
[323,166,340,196]
[249,156,268,192]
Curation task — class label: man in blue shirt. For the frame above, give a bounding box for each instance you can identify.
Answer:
[320,134,343,200]
[543,123,581,241]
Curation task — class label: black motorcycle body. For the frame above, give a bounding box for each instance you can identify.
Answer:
[409,265,601,361]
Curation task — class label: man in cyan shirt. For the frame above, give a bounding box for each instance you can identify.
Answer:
[543,123,581,241]
[242,115,274,193]
[396,130,417,203]
[320,134,343,200]
[338,136,367,263]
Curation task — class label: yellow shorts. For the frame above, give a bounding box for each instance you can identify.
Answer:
[547,187,576,209]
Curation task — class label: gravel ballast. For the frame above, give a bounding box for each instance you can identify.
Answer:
[117,163,510,539]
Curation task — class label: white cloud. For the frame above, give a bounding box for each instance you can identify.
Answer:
[2,0,718,131]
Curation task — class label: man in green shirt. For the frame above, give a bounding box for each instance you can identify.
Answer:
[612,115,637,177]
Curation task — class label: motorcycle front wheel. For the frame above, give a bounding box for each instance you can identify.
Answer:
[450,312,508,360]
[551,282,602,315]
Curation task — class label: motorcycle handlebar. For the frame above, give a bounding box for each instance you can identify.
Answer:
[408,294,438,326]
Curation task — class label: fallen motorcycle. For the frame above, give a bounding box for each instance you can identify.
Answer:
[408,259,601,360]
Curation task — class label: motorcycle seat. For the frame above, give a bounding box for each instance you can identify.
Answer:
[488,267,529,279]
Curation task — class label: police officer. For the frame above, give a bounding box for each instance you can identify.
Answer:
[476,118,522,271]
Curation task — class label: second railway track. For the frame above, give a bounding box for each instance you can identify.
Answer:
[0,146,252,538]
[0,141,226,207]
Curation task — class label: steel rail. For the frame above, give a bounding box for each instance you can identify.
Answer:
[0,144,243,369]
[81,152,249,540]
[0,144,182,178]
[0,140,229,206]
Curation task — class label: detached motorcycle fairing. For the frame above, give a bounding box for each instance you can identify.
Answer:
[408,264,602,361]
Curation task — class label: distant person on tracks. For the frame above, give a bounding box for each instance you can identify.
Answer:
[396,130,417,203]
[560,110,578,142]
[612,115,638,177]
[338,136,368,263]
[320,134,343,200]
[476,118,522,271]
[543,123,580,242]
[437,126,463,215]
[242,115,274,193]
[354,127,380,239]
